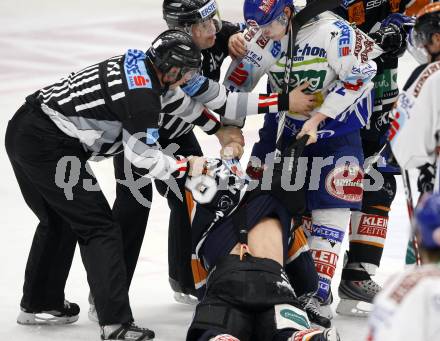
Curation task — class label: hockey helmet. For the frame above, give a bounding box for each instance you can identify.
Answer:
[243,0,294,38]
[407,2,440,63]
[415,193,440,250]
[185,158,247,216]
[163,0,222,34]
[148,29,202,82]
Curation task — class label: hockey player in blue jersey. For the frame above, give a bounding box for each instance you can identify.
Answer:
[222,0,384,325]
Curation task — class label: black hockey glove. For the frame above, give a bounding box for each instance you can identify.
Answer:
[417,163,436,194]
[370,23,407,58]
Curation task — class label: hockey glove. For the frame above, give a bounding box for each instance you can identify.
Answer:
[417,163,436,194]
[370,23,407,58]
[381,13,416,30]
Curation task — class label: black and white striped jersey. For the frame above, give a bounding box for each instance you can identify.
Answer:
[158,20,241,140]
[36,48,288,180]
[157,21,291,139]
[37,49,192,180]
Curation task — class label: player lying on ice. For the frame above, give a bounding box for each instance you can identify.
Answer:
[183,135,341,341]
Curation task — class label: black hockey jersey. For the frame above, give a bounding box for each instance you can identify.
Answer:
[333,0,414,160]
[159,21,242,139]
[36,48,288,180]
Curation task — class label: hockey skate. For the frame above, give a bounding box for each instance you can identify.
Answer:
[17,300,80,325]
[101,322,155,341]
[169,277,198,305]
[289,327,340,341]
[173,291,198,305]
[336,278,381,317]
[299,295,332,329]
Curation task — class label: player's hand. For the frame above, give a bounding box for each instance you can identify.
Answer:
[297,112,328,145]
[220,142,244,160]
[288,82,317,115]
[215,126,245,147]
[188,156,207,177]
[228,32,247,59]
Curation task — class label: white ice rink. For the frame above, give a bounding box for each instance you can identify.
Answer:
[0,1,420,340]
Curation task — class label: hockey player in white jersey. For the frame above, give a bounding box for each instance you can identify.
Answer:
[224,0,383,326]
[390,2,440,169]
[366,192,440,341]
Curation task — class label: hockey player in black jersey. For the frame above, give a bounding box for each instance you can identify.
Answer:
[183,140,340,341]
[329,0,422,317]
[104,0,318,317]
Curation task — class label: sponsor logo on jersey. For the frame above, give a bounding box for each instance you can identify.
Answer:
[271,40,282,57]
[182,74,206,97]
[256,35,270,49]
[333,21,352,57]
[199,0,217,19]
[348,1,365,26]
[243,49,264,67]
[289,43,327,59]
[325,164,364,202]
[317,130,336,139]
[244,26,259,42]
[351,63,376,82]
[312,250,338,278]
[258,0,276,14]
[146,128,159,144]
[271,69,327,92]
[354,30,375,63]
[366,0,387,11]
[358,214,388,238]
[227,62,251,86]
[124,49,152,90]
[311,224,345,243]
[413,62,440,98]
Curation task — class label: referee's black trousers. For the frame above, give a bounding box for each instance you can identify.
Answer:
[113,132,202,296]
[5,100,133,325]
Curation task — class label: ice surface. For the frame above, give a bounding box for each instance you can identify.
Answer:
[0,1,420,340]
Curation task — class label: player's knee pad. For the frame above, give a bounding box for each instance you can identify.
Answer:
[348,174,396,271]
[309,208,351,301]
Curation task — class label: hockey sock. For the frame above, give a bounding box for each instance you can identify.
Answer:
[309,209,350,302]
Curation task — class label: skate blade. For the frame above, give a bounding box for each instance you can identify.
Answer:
[17,311,79,325]
[173,292,198,305]
[88,304,99,323]
[336,299,372,317]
